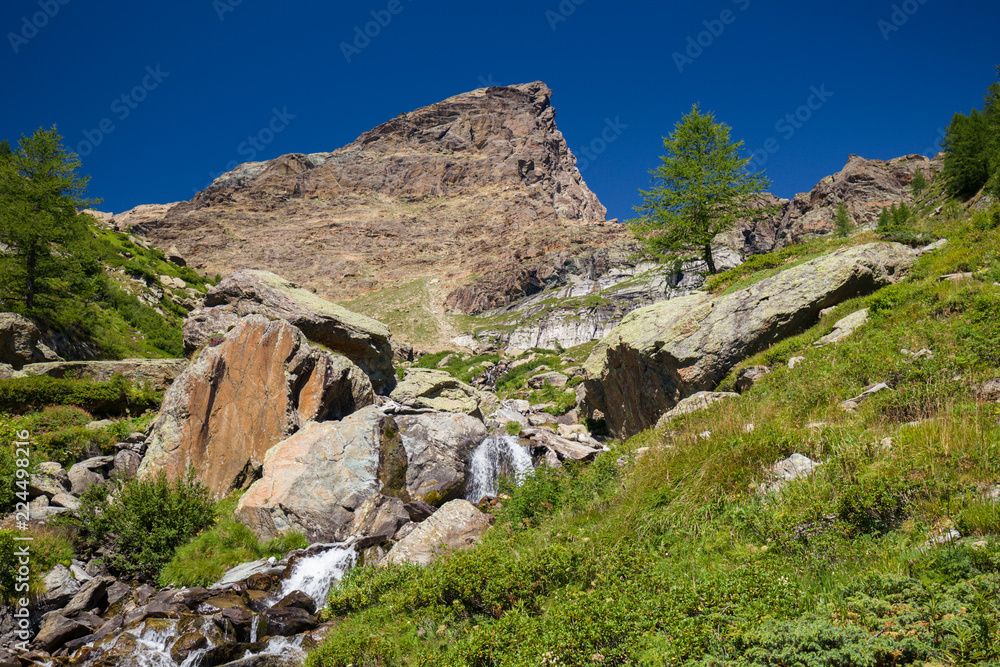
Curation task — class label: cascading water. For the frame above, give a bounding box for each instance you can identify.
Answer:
[279,543,357,608]
[465,434,534,503]
[71,544,358,667]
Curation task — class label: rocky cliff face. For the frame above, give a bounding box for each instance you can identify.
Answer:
[133,82,618,318]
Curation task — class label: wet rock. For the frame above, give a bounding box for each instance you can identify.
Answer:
[396,412,488,505]
[262,607,318,636]
[213,560,274,589]
[197,592,250,615]
[274,590,317,615]
[170,631,208,663]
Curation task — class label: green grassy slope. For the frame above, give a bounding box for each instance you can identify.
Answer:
[307,192,1000,666]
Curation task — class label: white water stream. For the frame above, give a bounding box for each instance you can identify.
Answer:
[465,434,534,503]
[73,543,357,667]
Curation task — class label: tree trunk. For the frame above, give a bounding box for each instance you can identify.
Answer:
[25,246,35,309]
[703,244,717,274]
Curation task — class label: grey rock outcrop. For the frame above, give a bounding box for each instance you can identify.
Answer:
[583,242,916,438]
[183,270,394,392]
[235,409,383,542]
[390,368,494,419]
[395,413,489,505]
[0,313,62,370]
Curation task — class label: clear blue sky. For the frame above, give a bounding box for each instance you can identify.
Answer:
[2,0,998,222]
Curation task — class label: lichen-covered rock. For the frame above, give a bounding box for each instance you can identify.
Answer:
[0,312,62,370]
[383,499,493,567]
[583,243,915,438]
[236,409,383,542]
[139,315,374,498]
[390,368,490,418]
[814,308,870,346]
[655,391,739,427]
[395,412,488,505]
[182,270,394,392]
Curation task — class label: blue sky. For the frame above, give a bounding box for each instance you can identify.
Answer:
[2,0,998,222]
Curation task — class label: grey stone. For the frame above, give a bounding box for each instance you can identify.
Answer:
[815,308,869,346]
[68,463,104,496]
[655,392,739,427]
[49,493,80,510]
[384,500,493,567]
[734,366,772,393]
[396,412,488,505]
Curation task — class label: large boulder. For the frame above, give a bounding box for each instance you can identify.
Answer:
[390,368,494,418]
[0,313,61,370]
[182,270,394,392]
[583,243,915,438]
[395,412,488,505]
[138,315,373,497]
[383,499,493,567]
[236,408,383,542]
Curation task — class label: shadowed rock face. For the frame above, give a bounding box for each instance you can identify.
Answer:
[138,315,374,498]
[583,242,917,439]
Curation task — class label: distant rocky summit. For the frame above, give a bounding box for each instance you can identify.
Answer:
[119,83,941,351]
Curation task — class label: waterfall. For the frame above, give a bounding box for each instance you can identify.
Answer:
[465,434,534,503]
[279,543,357,608]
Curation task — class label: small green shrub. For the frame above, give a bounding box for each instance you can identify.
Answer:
[0,527,74,602]
[327,563,422,616]
[505,421,523,436]
[837,478,912,535]
[67,470,214,581]
[159,495,308,588]
[0,374,161,416]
